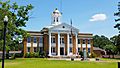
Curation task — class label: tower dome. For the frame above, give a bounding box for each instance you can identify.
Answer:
[51,8,62,25]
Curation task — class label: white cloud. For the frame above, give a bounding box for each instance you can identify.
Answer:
[89,14,107,22]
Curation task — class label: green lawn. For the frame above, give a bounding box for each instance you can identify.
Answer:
[0,58,117,68]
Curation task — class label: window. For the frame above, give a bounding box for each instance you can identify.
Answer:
[78,48,80,52]
[40,47,43,53]
[34,37,37,43]
[60,37,64,44]
[34,47,37,52]
[39,37,43,43]
[51,47,56,53]
[51,37,55,43]
[27,37,31,43]
[57,17,58,22]
[78,39,80,44]
[88,48,90,53]
[69,38,72,44]
[54,17,55,22]
[70,47,72,52]
[83,39,86,44]
[62,38,64,44]
[27,47,30,52]
[88,39,90,44]
[83,48,86,51]
[62,26,65,28]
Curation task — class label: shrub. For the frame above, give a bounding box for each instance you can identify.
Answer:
[25,53,30,58]
[35,52,39,58]
[15,53,23,58]
[10,54,15,60]
[79,51,83,58]
[87,52,90,58]
[29,52,35,58]
[90,52,97,58]
[39,51,46,58]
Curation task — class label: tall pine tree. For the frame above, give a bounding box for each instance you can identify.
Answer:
[114,2,120,32]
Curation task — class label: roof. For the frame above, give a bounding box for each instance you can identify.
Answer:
[78,33,93,38]
[27,31,43,36]
[93,47,106,52]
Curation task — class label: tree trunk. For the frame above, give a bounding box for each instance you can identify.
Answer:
[112,54,114,58]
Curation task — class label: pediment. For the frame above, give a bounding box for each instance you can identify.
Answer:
[48,23,79,33]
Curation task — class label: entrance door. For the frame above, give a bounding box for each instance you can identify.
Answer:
[60,47,64,55]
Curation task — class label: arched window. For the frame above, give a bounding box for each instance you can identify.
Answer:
[54,17,55,22]
[57,17,58,22]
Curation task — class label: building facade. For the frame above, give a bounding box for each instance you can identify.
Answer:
[23,8,93,57]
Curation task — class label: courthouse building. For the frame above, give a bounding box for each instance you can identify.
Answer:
[23,8,93,57]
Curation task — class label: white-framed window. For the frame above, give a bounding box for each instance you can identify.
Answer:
[69,47,72,52]
[51,37,55,43]
[88,39,90,44]
[40,47,43,53]
[34,47,37,52]
[88,48,91,53]
[51,47,56,53]
[83,48,86,51]
[60,37,64,44]
[78,39,80,44]
[69,38,72,44]
[39,36,43,43]
[27,37,31,43]
[33,37,37,43]
[78,48,80,52]
[83,39,86,44]
[27,47,30,52]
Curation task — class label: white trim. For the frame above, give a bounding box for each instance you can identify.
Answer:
[33,43,37,47]
[51,43,56,47]
[27,43,31,47]
[57,33,60,56]
[39,43,43,47]
[87,44,91,48]
[48,32,52,56]
[78,44,81,47]
[82,44,86,48]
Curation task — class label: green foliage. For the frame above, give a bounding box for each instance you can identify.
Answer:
[110,35,120,54]
[15,53,23,58]
[104,45,118,56]
[34,52,39,58]
[25,53,30,58]
[0,58,117,68]
[10,53,15,60]
[39,51,46,58]
[93,35,112,49]
[79,51,83,58]
[114,2,120,32]
[25,52,40,58]
[0,0,33,51]
[90,52,97,58]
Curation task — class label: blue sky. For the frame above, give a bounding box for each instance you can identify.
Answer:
[11,0,119,38]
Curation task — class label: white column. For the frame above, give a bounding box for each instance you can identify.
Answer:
[67,33,70,56]
[75,33,78,55]
[48,32,51,56]
[57,33,60,56]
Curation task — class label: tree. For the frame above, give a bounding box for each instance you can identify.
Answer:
[110,35,120,54]
[114,2,120,32]
[104,45,117,58]
[93,35,111,49]
[0,0,33,58]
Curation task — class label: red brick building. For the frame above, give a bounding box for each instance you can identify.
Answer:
[23,8,93,57]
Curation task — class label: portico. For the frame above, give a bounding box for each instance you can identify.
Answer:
[23,8,93,57]
[48,32,78,56]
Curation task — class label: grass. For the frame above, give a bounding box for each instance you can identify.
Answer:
[0,58,118,68]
